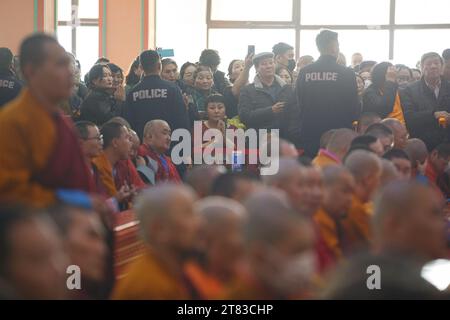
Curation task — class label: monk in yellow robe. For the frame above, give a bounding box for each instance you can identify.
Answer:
[183,197,246,299]
[314,165,355,266]
[0,34,93,208]
[313,129,357,168]
[112,184,201,300]
[342,150,382,253]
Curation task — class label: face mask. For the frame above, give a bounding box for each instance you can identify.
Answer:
[364,80,372,89]
[287,59,296,72]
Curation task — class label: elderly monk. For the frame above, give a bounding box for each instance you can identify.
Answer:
[112,184,201,299]
[324,182,446,299]
[314,166,355,267]
[92,122,145,209]
[313,128,357,167]
[225,188,317,299]
[343,150,382,253]
[184,196,247,299]
[382,118,409,150]
[0,34,94,207]
[137,120,181,185]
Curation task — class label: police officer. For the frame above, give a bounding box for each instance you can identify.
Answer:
[295,30,360,157]
[124,50,189,140]
[0,47,22,108]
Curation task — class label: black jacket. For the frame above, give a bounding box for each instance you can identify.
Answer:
[362,81,399,118]
[295,55,360,157]
[213,70,232,95]
[400,78,450,151]
[123,75,189,139]
[0,70,22,108]
[238,75,297,140]
[79,88,122,126]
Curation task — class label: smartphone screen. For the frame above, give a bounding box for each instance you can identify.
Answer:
[248,45,255,56]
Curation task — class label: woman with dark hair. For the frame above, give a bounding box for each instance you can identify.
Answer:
[125,57,142,94]
[180,62,197,88]
[275,65,293,86]
[108,63,126,102]
[161,58,187,93]
[395,64,413,89]
[80,64,122,126]
[362,62,405,124]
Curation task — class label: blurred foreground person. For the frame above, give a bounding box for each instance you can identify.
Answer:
[184,197,247,299]
[0,33,94,207]
[313,128,357,167]
[343,150,382,253]
[314,166,355,268]
[404,138,428,181]
[112,185,201,299]
[226,189,316,299]
[211,172,260,203]
[49,205,109,300]
[324,182,446,299]
[185,165,225,198]
[0,206,68,299]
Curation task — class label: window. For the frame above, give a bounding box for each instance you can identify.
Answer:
[394,29,450,67]
[56,0,100,77]
[209,29,295,72]
[300,30,390,64]
[210,0,293,21]
[301,0,390,26]
[395,0,450,25]
[156,0,207,66]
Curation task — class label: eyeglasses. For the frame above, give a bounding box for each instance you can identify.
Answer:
[85,135,103,141]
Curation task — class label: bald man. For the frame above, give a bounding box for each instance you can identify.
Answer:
[184,197,247,299]
[185,165,225,198]
[264,158,323,217]
[137,120,181,185]
[314,166,355,267]
[342,150,382,253]
[112,184,201,299]
[313,128,358,167]
[404,138,429,181]
[226,188,317,299]
[382,118,409,150]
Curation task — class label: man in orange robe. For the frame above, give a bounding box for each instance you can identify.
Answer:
[314,165,355,267]
[342,150,382,253]
[313,128,357,168]
[112,185,201,299]
[0,34,93,208]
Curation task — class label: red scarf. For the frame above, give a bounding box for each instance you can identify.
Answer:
[137,144,181,184]
[34,113,95,193]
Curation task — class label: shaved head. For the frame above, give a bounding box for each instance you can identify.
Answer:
[345,150,382,182]
[185,165,225,198]
[143,119,169,138]
[197,196,247,231]
[326,128,358,158]
[379,158,400,186]
[381,118,408,149]
[243,188,304,245]
[263,158,303,186]
[372,181,447,262]
[404,138,428,169]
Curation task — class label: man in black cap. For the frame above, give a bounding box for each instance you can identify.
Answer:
[295,30,360,157]
[238,52,297,139]
[123,50,189,140]
[0,47,22,108]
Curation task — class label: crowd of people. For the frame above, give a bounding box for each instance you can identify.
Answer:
[0,29,449,299]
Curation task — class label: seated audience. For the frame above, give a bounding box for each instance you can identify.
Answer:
[404,138,429,181]
[112,184,201,299]
[313,128,357,167]
[365,123,394,154]
[356,112,382,135]
[211,171,259,203]
[383,149,412,180]
[185,165,225,199]
[137,120,181,185]
[381,118,409,150]
[184,197,247,299]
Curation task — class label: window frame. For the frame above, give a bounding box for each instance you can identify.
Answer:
[206,0,450,60]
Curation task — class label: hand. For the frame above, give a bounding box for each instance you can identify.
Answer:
[217,120,226,134]
[385,67,397,83]
[271,102,286,114]
[116,183,132,203]
[114,86,126,101]
[136,156,146,167]
[434,111,450,120]
[244,53,254,69]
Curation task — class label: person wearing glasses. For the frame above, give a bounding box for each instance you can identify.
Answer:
[365,123,395,155]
